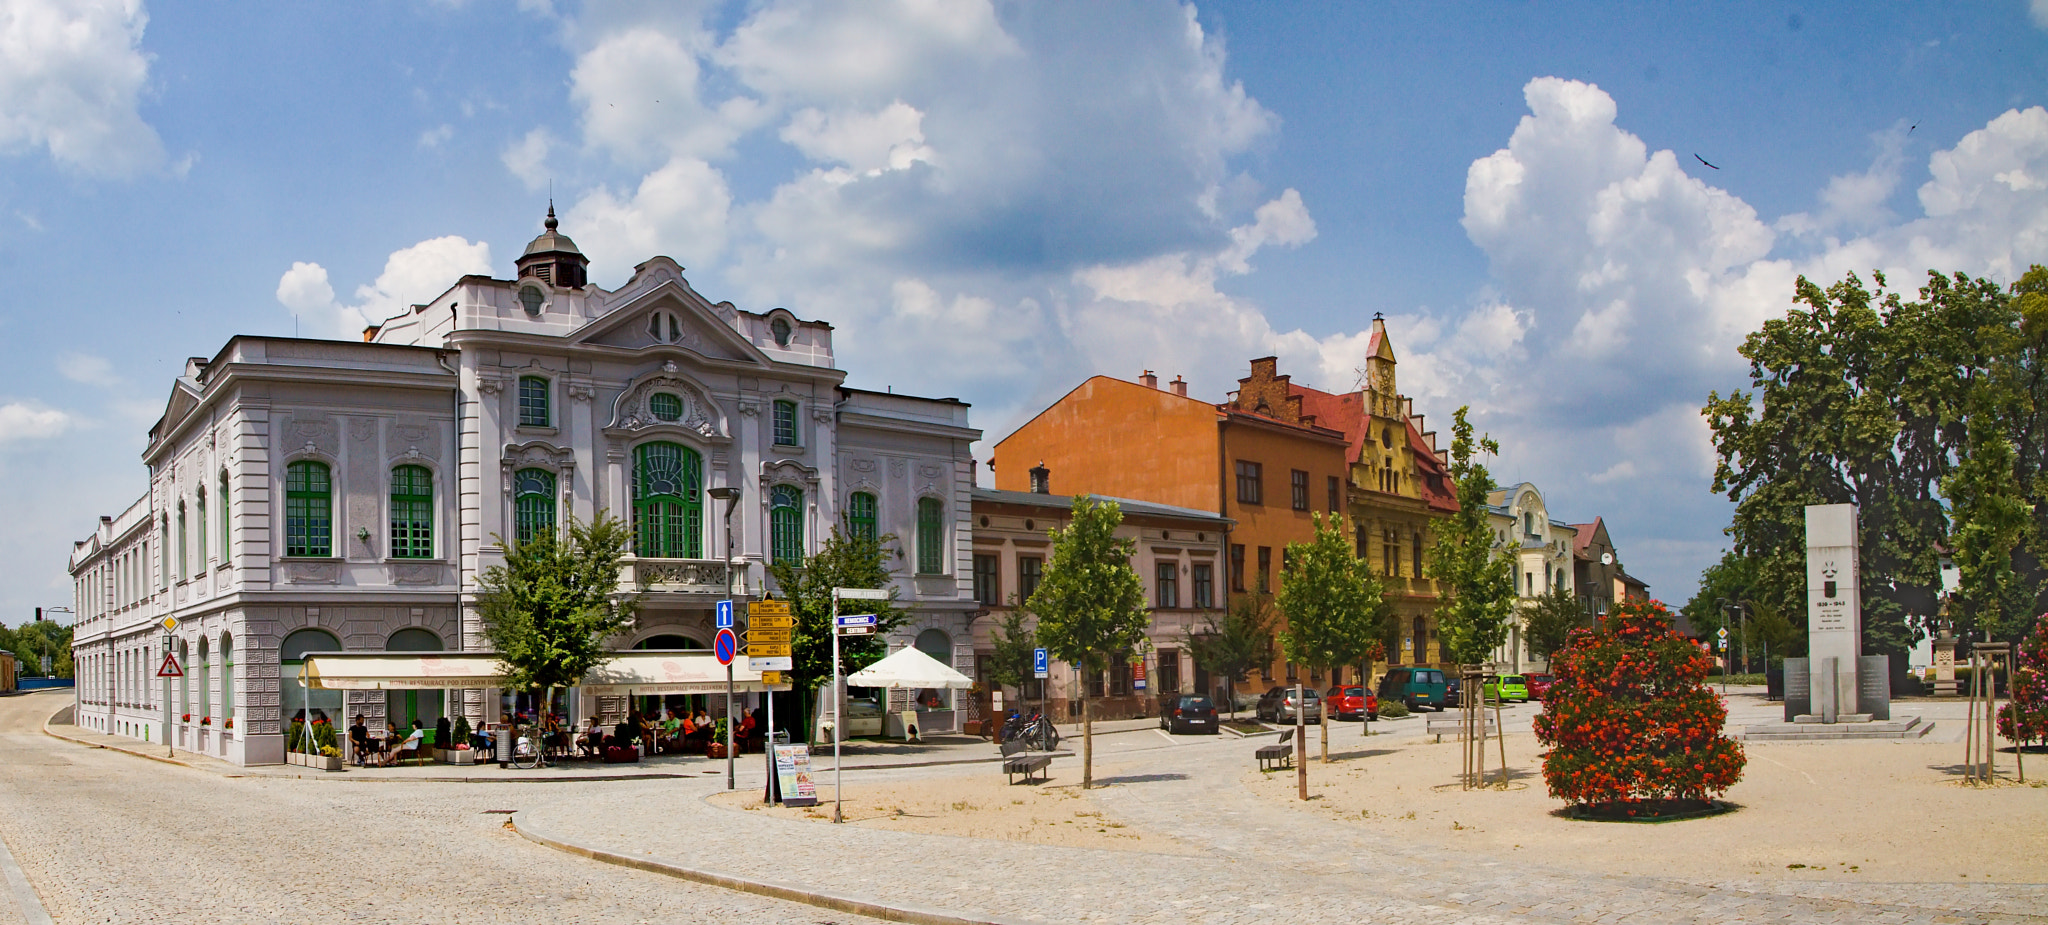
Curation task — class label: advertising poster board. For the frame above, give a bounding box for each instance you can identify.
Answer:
[773,743,818,807]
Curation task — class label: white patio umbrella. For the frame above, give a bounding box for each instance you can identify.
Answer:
[846,645,973,689]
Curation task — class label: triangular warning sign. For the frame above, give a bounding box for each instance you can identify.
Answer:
[156,651,183,678]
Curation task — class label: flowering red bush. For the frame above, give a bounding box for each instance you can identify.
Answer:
[1534,598,1745,811]
[1997,612,2048,748]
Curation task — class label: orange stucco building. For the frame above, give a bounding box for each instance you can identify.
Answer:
[992,368,1352,692]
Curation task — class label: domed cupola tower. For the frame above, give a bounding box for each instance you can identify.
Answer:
[515,202,589,288]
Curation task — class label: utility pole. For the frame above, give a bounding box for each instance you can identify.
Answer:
[708,486,742,792]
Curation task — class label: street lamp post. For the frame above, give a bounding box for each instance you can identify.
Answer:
[704,485,745,785]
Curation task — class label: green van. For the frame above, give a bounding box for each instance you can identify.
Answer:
[1377,667,1450,712]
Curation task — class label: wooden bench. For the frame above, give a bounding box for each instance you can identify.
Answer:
[1004,752,1053,784]
[1425,717,1498,743]
[1254,730,1294,771]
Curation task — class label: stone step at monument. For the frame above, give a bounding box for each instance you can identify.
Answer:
[1738,714,1930,741]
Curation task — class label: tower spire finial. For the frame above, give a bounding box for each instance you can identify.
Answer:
[545,199,558,232]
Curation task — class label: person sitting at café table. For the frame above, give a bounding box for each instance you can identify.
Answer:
[613,713,639,753]
[576,717,603,758]
[659,710,684,751]
[349,715,372,766]
[379,721,424,766]
[686,710,713,745]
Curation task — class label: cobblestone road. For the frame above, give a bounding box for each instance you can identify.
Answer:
[0,692,884,925]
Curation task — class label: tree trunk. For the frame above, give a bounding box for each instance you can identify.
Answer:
[1081,689,1094,790]
[1295,680,1307,800]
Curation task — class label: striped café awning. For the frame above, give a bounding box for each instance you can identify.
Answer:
[299,650,790,693]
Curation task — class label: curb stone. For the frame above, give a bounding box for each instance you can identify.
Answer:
[0,830,55,925]
[511,813,1038,925]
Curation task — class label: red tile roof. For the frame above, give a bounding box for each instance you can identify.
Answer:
[1568,518,1603,557]
[1408,421,1459,513]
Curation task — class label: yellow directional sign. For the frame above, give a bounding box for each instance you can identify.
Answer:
[751,613,795,629]
[749,600,792,617]
[746,629,793,644]
[761,671,782,685]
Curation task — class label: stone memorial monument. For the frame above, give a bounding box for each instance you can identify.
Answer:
[1750,504,1922,739]
[1801,504,1864,722]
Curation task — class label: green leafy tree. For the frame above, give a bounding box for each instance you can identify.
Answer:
[1278,513,1388,764]
[1705,269,2037,677]
[1030,495,1149,789]
[983,600,1038,695]
[1,620,74,678]
[1942,424,2033,638]
[1522,586,1591,667]
[1187,597,1277,719]
[1429,407,1516,668]
[476,514,639,725]
[769,520,906,745]
[1679,550,1759,647]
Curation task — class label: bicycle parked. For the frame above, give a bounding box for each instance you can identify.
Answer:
[998,711,1060,752]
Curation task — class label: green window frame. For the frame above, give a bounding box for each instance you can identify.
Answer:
[219,471,231,563]
[847,491,878,544]
[390,465,434,559]
[518,376,551,427]
[649,392,683,422]
[196,490,207,569]
[177,502,188,578]
[221,633,235,726]
[285,461,332,557]
[916,496,944,574]
[773,399,799,446]
[513,468,558,545]
[770,485,804,566]
[633,442,702,558]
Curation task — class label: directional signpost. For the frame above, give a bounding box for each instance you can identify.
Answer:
[830,587,891,823]
[1717,628,1731,694]
[160,616,181,757]
[748,600,794,672]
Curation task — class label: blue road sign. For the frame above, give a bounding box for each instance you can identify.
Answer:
[1033,647,1049,678]
[714,628,738,666]
[834,614,878,627]
[716,600,734,629]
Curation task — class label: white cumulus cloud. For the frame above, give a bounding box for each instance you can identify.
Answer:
[0,0,164,176]
[276,236,493,340]
[0,401,71,443]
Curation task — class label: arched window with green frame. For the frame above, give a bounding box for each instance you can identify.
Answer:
[770,485,804,566]
[518,376,551,427]
[219,470,231,563]
[390,465,434,559]
[847,491,878,543]
[633,442,702,558]
[917,496,945,574]
[514,468,558,545]
[285,461,332,557]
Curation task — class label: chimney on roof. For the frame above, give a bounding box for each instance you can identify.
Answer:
[363,325,380,342]
[1139,370,1158,389]
[1029,462,1051,494]
[1169,375,1187,397]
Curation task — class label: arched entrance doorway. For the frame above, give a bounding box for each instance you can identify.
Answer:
[385,628,444,731]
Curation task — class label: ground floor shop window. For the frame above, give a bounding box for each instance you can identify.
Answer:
[279,629,342,731]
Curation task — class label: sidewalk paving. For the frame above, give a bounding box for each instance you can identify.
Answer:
[515,730,2047,925]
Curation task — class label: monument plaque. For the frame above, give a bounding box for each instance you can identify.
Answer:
[1858,655,1891,721]
[1805,504,1862,719]
[1782,657,1810,723]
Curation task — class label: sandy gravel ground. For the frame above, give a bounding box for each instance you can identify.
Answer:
[1244,724,2048,884]
[706,761,1202,854]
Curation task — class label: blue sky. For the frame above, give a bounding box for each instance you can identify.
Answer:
[3,0,2046,624]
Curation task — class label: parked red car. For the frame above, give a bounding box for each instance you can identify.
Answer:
[1324,685,1380,721]
[1524,673,1556,700]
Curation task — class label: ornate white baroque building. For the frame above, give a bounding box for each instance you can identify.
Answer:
[69,211,980,765]
[1487,482,1580,674]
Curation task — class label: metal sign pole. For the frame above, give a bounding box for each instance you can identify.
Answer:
[726,660,736,790]
[832,592,843,824]
[162,635,174,759]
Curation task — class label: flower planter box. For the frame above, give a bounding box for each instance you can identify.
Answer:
[287,752,344,772]
[436,748,478,765]
[705,743,728,759]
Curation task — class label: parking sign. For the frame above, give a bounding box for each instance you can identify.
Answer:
[1033,647,1049,679]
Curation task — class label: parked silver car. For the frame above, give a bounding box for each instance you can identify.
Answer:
[1255,685,1323,724]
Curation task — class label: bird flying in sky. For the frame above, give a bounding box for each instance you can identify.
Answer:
[1694,153,1719,170]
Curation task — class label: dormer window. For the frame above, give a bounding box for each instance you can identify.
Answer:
[649,392,683,422]
[648,310,681,344]
[770,317,793,347]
